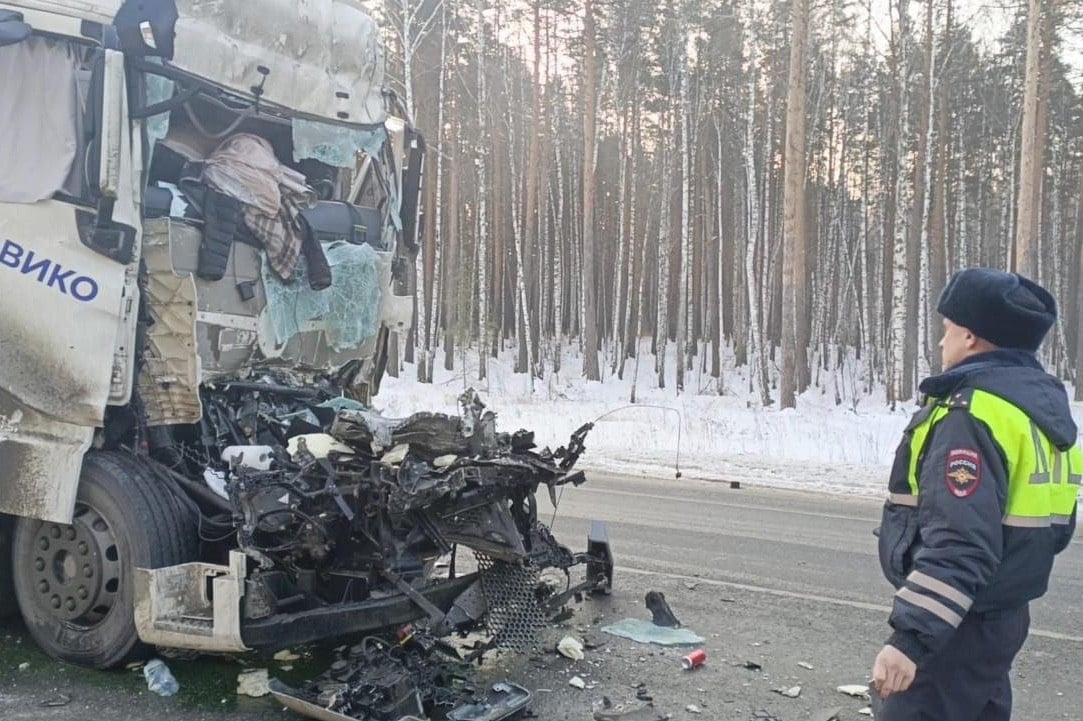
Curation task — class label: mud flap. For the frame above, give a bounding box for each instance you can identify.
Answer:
[586,520,614,594]
[133,550,249,653]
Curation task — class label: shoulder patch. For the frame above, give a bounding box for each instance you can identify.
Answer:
[946,449,981,498]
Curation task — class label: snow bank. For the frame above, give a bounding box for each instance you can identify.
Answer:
[375,345,1082,498]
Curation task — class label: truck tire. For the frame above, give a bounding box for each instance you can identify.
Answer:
[0,514,16,618]
[11,451,198,668]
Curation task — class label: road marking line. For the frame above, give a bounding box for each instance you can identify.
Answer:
[566,486,1083,548]
[573,486,878,523]
[616,566,1083,643]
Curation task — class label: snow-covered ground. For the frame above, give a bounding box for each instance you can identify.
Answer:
[375,345,1082,498]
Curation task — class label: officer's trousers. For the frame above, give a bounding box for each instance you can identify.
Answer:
[877,605,1030,721]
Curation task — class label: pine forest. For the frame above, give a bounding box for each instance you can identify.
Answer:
[378,0,1083,407]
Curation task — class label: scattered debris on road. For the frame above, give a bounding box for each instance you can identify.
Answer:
[592,697,663,721]
[796,661,814,670]
[601,619,704,646]
[142,659,179,697]
[269,632,538,720]
[236,668,271,698]
[569,676,587,690]
[644,591,681,628]
[680,649,707,670]
[39,692,71,708]
[557,636,586,660]
[772,685,802,698]
[445,682,533,721]
[836,684,871,699]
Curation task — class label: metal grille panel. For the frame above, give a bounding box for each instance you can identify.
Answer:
[475,554,547,652]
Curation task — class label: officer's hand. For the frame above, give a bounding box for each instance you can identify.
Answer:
[872,644,917,698]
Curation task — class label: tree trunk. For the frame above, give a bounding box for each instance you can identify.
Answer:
[656,141,672,389]
[551,102,566,373]
[581,0,601,380]
[1014,0,1044,278]
[712,120,725,387]
[1073,171,1083,400]
[915,0,936,380]
[743,2,771,406]
[889,0,913,405]
[619,94,642,379]
[780,0,809,408]
[474,0,489,380]
[507,90,536,388]
[676,52,691,393]
[520,0,545,376]
[443,102,460,372]
[1031,4,1054,283]
[927,0,950,375]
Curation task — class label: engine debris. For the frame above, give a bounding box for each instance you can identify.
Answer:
[270,631,533,721]
[142,381,612,719]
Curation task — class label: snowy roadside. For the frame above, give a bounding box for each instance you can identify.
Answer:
[375,348,1083,498]
[376,351,910,497]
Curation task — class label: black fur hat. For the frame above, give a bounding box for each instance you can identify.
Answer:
[937,268,1056,351]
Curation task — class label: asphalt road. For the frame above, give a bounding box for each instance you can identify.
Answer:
[540,473,1083,719]
[1,472,1080,720]
[549,473,1083,642]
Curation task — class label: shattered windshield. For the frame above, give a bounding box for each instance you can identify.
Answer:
[292,119,387,169]
[292,117,403,238]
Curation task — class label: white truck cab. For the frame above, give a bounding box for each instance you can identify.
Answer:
[0,0,431,667]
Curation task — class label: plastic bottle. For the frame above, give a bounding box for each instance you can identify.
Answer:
[143,658,180,697]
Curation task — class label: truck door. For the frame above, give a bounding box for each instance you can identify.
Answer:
[0,28,141,524]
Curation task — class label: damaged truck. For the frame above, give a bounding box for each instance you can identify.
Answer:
[0,0,612,676]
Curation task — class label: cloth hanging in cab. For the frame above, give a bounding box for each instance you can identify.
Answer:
[201,133,320,281]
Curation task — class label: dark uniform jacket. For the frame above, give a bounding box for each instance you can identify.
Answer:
[878,349,1078,665]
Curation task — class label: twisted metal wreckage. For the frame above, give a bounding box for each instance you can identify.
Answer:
[146,383,614,721]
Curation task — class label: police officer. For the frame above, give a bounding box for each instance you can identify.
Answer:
[872,268,1079,720]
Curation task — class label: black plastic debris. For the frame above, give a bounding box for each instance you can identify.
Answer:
[750,711,782,721]
[644,591,681,628]
[445,682,532,721]
[269,631,523,721]
[271,659,530,721]
[39,693,72,708]
[592,697,666,721]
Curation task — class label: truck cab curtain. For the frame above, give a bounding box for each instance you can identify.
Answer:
[0,37,91,204]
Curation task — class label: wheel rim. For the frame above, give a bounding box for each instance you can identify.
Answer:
[27,503,121,627]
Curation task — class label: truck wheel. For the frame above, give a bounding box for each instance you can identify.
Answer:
[0,514,16,617]
[11,451,198,668]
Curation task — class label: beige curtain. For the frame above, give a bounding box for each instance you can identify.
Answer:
[0,37,90,203]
